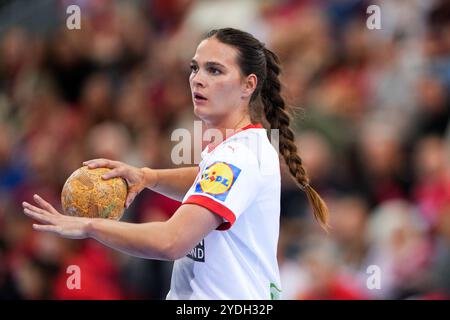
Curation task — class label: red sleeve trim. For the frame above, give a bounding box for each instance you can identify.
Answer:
[183,195,236,231]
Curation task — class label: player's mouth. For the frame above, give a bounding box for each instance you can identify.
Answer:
[193,92,208,104]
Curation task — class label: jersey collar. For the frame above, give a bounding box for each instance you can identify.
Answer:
[206,123,263,153]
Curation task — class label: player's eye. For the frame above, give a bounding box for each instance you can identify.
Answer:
[208,67,221,75]
[190,64,199,73]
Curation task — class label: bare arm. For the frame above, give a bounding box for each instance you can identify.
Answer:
[143,166,198,202]
[83,159,199,204]
[87,203,220,260]
[23,194,222,261]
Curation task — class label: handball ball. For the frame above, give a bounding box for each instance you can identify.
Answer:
[61,166,128,220]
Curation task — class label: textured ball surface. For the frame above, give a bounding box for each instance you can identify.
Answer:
[61,166,127,220]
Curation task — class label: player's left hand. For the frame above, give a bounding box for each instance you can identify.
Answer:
[22,194,91,239]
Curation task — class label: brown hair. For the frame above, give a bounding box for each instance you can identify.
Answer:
[205,28,330,231]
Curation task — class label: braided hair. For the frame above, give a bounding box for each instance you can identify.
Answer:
[205,28,330,231]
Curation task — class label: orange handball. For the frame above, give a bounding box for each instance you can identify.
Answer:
[61,166,128,220]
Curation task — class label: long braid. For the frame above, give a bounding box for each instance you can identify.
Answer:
[261,48,330,231]
[205,28,330,231]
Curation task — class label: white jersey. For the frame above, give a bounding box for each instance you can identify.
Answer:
[166,124,282,300]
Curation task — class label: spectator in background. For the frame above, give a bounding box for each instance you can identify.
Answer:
[413,135,450,229]
[365,200,432,299]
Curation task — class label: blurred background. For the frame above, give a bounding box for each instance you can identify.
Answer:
[0,0,449,300]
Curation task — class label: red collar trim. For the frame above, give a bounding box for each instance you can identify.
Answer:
[207,123,263,153]
[239,123,263,130]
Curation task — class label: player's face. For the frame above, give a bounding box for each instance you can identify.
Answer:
[189,38,247,125]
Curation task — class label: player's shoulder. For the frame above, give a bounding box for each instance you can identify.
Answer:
[201,128,279,182]
[214,128,278,172]
[223,128,277,158]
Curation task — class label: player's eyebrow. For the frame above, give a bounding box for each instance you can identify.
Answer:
[191,59,227,69]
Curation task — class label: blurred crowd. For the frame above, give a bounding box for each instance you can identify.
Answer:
[0,0,449,299]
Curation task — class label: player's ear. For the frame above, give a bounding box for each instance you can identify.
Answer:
[241,74,257,99]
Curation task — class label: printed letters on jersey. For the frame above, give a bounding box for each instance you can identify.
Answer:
[195,161,241,201]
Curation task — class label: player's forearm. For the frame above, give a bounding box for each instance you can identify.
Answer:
[142,167,198,201]
[86,218,177,260]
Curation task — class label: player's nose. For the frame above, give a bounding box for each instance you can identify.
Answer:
[191,71,206,88]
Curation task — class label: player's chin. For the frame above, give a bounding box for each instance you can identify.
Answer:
[193,104,211,119]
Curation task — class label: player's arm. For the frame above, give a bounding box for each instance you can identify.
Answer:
[87,203,221,260]
[82,159,198,203]
[143,166,198,202]
[23,194,222,260]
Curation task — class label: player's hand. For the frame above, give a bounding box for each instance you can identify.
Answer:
[83,158,156,208]
[22,194,91,239]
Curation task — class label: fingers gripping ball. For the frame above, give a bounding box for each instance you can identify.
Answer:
[61,166,128,220]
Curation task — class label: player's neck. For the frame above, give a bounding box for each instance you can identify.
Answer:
[205,114,252,137]
[203,113,252,152]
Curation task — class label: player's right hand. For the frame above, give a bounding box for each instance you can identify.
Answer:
[82,159,157,208]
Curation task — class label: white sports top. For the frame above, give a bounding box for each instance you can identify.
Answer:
[166,124,282,300]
